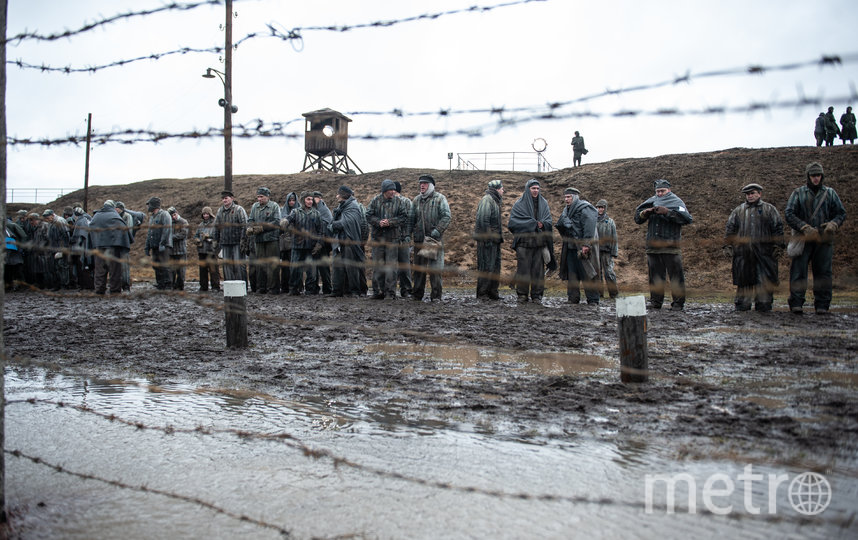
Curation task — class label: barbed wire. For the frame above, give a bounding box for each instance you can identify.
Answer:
[5,447,292,537]
[6,0,545,74]
[3,0,222,45]
[5,398,848,526]
[9,90,858,148]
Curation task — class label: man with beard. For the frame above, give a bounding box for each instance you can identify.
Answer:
[634,179,694,310]
[784,162,847,314]
[409,174,451,302]
[194,206,220,292]
[328,185,366,297]
[474,179,504,300]
[557,187,600,305]
[89,200,132,295]
[724,184,784,312]
[507,178,555,304]
[213,190,248,283]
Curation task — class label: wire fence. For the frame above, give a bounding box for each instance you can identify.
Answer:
[3,0,857,535]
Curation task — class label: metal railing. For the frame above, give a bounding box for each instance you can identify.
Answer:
[456,152,556,173]
[6,188,71,205]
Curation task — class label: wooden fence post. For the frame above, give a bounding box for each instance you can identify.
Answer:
[617,295,648,383]
[223,280,247,349]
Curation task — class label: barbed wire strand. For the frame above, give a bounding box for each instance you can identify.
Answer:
[5,399,849,526]
[6,0,545,73]
[5,448,292,537]
[9,90,858,148]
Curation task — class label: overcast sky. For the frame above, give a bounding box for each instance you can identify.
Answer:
[5,0,856,196]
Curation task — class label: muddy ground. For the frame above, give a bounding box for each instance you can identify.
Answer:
[4,285,857,469]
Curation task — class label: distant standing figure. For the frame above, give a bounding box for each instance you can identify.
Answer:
[824,106,840,146]
[571,131,587,167]
[168,206,189,290]
[89,200,132,295]
[814,113,827,147]
[213,190,248,283]
[556,187,600,305]
[144,197,173,290]
[633,179,693,311]
[840,106,856,144]
[723,184,784,312]
[409,174,451,302]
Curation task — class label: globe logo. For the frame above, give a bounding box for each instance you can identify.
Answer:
[788,472,831,515]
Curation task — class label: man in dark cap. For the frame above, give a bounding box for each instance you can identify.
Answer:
[557,187,600,305]
[409,174,451,301]
[824,106,840,147]
[507,179,554,304]
[247,187,282,294]
[594,199,619,299]
[328,185,366,296]
[474,179,504,300]
[723,183,784,312]
[214,190,248,282]
[784,162,847,314]
[366,179,409,299]
[144,197,174,290]
[634,179,694,310]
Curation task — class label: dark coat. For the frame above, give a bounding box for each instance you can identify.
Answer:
[473,188,503,244]
[286,205,323,250]
[89,205,132,250]
[633,191,693,254]
[725,199,784,287]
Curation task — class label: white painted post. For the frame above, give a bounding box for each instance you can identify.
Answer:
[223,280,247,348]
[617,295,648,383]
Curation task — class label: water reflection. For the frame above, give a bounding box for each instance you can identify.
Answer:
[4,367,852,540]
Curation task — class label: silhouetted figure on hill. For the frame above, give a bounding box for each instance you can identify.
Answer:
[840,106,856,144]
[571,131,587,167]
[824,106,840,146]
[814,113,826,147]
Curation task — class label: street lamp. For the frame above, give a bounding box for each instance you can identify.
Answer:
[202,66,237,192]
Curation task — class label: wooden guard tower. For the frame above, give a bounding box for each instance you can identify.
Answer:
[301,108,363,174]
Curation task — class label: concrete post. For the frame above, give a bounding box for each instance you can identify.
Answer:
[617,295,648,383]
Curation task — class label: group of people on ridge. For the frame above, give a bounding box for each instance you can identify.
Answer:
[814,105,856,146]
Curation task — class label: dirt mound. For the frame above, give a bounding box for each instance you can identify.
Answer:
[23,145,858,291]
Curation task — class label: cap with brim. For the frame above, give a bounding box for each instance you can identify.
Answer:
[488,179,503,189]
[418,174,435,185]
[653,179,671,189]
[741,183,763,193]
[221,190,234,198]
[564,187,580,196]
[42,209,54,217]
[257,187,271,197]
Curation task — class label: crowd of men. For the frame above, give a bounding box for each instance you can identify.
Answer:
[4,162,847,313]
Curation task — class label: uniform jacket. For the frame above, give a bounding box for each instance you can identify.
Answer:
[145,209,173,253]
[366,193,409,242]
[214,202,247,246]
[725,199,784,287]
[409,185,451,243]
[171,215,189,256]
[633,191,693,254]
[195,216,218,254]
[247,200,282,243]
[784,184,846,245]
[473,188,503,243]
[286,205,323,250]
[596,213,619,257]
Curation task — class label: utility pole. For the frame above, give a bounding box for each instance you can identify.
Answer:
[84,113,92,213]
[223,0,233,193]
[1,0,9,523]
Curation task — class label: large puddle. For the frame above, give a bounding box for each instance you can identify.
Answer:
[5,368,854,539]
